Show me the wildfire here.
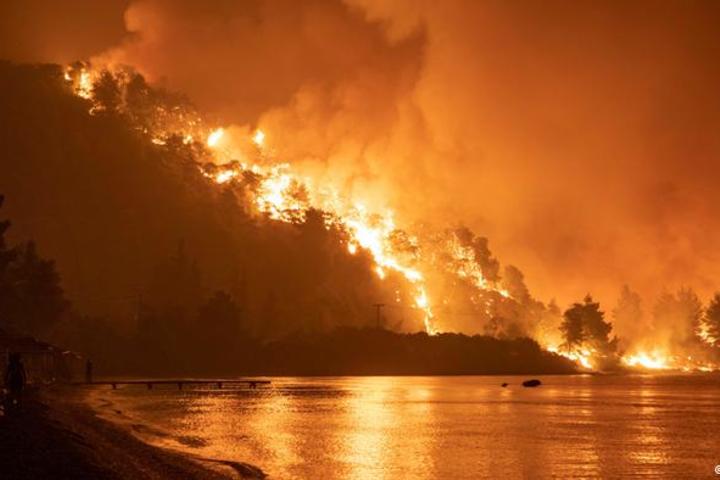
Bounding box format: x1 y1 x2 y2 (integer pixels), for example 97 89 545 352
63 64 720 370
255 166 307 221
698 323 718 346
622 351 668 370
63 66 94 100
197 153 437 331
207 128 224 148
447 234 511 300
253 129 265 147
543 343 720 373
546 345 595 370
621 350 719 372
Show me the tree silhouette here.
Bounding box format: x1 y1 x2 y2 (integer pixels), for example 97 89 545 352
502 265 531 304
146 240 204 313
10 241 67 334
92 70 122 113
612 285 644 341
653 287 703 345
560 301 585 351
454 227 500 283
0 195 67 335
613 285 642 323
703 293 720 347
195 290 245 367
561 295 617 358
198 290 244 341
0 195 19 329
677 287 703 342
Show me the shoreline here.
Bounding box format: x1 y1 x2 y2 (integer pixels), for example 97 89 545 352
0 386 265 479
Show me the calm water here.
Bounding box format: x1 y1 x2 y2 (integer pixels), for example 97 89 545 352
90 375 720 479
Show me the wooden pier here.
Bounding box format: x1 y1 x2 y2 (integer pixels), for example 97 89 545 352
72 379 271 390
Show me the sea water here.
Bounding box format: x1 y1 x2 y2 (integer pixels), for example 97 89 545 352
89 375 720 478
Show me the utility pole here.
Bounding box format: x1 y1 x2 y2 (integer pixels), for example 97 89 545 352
372 303 385 329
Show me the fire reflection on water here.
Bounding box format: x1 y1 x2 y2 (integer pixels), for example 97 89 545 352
91 375 720 479
626 384 670 469
342 378 436 479
343 379 394 478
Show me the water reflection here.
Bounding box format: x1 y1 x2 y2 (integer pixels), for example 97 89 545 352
95 375 720 479
627 381 670 470
249 387 298 473
343 377 394 478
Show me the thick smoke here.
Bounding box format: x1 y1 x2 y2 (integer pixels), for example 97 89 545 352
0 0 129 62
4 0 720 321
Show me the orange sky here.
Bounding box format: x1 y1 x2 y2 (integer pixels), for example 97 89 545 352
3 0 720 309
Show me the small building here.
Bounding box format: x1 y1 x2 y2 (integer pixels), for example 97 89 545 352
0 329 85 384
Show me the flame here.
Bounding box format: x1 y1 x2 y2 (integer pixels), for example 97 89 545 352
64 66 441 332
64 66 94 100
622 351 668 370
62 64 720 368
620 349 718 372
698 322 718 346
77 71 93 99
546 345 595 370
214 170 238 184
543 342 720 373
445 233 512 305
207 128 224 148
62 64 720 369
253 129 265 147
255 166 306 221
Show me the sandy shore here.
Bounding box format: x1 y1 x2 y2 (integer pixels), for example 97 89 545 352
0 387 265 479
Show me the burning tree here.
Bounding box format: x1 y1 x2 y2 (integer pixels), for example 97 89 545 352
652 288 703 349
702 293 720 348
560 295 618 368
611 285 647 348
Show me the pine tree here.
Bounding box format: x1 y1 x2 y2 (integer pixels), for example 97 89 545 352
561 295 616 356
0 195 68 335
703 293 720 347
612 285 643 332
560 301 585 351
653 287 703 345
11 241 68 334
0 195 19 331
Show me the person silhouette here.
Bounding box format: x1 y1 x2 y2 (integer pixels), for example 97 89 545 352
85 359 93 384
4 353 27 412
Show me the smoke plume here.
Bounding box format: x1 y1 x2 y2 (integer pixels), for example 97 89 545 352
4 0 720 315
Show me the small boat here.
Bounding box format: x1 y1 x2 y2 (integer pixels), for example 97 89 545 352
522 379 542 388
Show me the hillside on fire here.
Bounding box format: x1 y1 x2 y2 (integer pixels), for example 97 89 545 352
0 61 404 333
0 61 556 373
2 60 720 375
